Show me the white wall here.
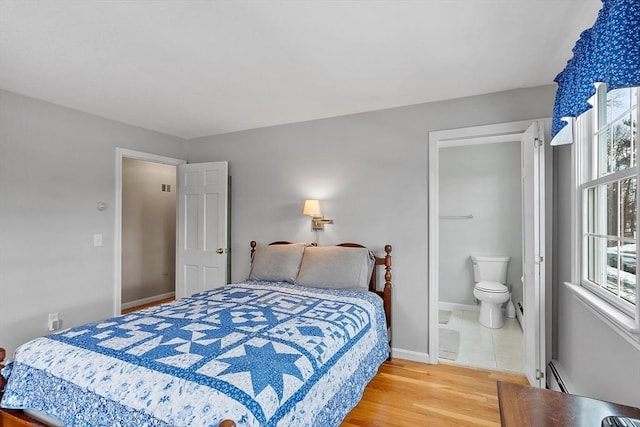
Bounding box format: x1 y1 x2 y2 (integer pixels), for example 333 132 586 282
439 142 523 307
554 144 640 407
0 90 186 356
187 85 556 357
122 158 176 304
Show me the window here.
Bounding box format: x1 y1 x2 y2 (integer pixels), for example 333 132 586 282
579 84 639 322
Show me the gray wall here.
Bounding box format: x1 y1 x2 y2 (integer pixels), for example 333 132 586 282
439 142 522 307
4 83 637 403
187 85 556 357
122 158 177 304
554 145 640 407
0 90 186 356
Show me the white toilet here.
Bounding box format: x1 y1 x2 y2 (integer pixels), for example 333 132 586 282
471 255 511 329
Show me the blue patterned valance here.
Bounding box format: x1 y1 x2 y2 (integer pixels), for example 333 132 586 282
552 0 640 144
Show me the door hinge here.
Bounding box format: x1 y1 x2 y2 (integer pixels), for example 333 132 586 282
536 255 544 263
536 369 545 380
534 137 543 148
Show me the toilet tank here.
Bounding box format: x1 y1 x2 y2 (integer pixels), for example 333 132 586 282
471 255 510 283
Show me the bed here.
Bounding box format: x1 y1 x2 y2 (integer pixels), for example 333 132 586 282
0 241 392 427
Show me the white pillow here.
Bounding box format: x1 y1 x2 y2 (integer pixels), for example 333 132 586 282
295 246 375 290
248 243 305 283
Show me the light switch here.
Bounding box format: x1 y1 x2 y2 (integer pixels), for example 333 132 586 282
93 234 103 247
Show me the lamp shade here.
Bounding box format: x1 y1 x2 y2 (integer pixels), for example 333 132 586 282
303 199 322 217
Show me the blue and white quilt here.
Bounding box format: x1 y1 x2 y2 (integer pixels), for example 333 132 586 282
1 281 389 426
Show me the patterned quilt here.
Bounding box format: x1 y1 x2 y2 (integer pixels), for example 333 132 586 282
1 281 389 426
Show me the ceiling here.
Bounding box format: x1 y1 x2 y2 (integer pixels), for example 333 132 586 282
0 0 602 139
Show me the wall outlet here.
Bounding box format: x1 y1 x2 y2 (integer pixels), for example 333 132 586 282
93 234 103 247
48 312 60 331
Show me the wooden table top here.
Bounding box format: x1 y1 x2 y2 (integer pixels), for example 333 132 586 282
497 381 640 427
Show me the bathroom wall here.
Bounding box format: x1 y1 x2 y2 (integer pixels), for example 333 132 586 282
121 158 177 305
439 141 523 307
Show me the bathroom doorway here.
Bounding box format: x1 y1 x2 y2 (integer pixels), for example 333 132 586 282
438 139 523 372
428 120 553 386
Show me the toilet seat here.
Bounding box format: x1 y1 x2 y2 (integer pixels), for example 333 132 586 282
475 281 508 293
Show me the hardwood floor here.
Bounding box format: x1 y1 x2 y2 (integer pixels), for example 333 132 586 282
121 296 174 314
341 359 529 427
0 348 526 427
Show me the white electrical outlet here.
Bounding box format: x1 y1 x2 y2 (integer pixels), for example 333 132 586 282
48 312 60 331
93 234 103 247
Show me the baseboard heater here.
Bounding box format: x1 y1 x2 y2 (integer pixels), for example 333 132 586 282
547 359 572 393
515 301 524 330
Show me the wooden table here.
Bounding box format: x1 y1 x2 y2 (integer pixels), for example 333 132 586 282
497 381 640 427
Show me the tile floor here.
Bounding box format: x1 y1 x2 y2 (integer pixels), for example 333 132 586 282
439 309 524 373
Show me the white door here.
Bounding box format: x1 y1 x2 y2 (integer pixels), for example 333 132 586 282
176 161 229 298
521 122 547 387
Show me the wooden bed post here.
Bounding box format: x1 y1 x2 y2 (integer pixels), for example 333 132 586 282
383 245 392 360
0 347 5 391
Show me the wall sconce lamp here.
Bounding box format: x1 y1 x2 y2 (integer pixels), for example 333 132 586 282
303 199 334 231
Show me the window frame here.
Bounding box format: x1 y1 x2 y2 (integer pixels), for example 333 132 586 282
571 83 640 340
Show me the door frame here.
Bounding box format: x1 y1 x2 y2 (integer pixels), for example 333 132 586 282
521 121 555 386
427 119 545 365
114 148 186 316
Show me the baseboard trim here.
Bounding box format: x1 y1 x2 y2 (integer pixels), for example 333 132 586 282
391 347 432 363
438 302 480 312
121 292 175 310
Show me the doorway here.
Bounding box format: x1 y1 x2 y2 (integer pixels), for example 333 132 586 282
438 139 523 372
428 120 552 386
121 158 178 312
114 148 186 315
